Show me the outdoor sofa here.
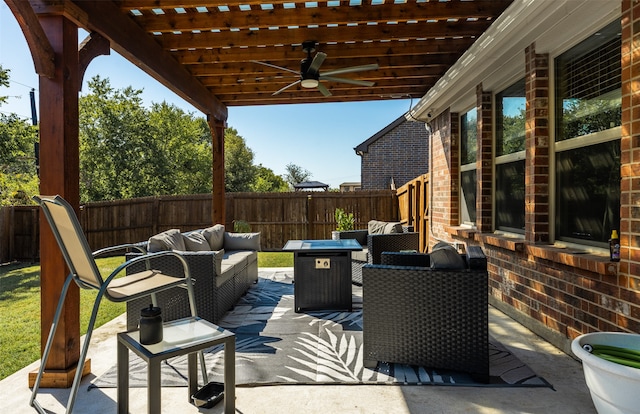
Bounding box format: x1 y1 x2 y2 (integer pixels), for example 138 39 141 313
361 243 489 382
335 219 419 285
124 226 260 329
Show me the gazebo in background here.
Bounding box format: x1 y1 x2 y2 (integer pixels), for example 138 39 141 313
294 181 329 192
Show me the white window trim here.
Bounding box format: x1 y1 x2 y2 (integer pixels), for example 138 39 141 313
548 20 622 251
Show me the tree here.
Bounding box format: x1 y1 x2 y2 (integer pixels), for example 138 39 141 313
284 163 312 188
79 76 165 202
0 114 39 205
0 65 9 106
148 101 212 195
224 127 256 192
0 66 39 205
79 76 215 202
251 164 289 192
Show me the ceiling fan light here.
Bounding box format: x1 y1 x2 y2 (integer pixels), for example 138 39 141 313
301 78 319 88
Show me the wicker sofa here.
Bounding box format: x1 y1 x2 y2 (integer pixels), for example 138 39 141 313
361 244 489 382
124 226 259 329
335 220 419 285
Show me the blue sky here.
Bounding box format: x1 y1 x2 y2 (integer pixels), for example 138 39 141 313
0 4 413 189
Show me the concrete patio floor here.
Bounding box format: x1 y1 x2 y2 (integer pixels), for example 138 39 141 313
2 268 597 414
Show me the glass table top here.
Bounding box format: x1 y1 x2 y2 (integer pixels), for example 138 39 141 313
282 239 362 252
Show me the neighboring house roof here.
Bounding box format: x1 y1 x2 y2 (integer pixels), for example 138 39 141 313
354 112 410 154
293 181 329 191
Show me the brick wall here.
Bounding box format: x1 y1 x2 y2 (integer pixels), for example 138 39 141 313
360 119 429 190
619 0 640 314
476 84 493 232
524 44 551 244
429 110 457 242
429 2 640 354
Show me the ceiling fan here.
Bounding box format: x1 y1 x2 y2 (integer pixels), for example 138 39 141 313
252 41 379 96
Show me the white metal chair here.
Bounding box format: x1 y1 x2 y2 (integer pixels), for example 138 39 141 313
30 195 205 413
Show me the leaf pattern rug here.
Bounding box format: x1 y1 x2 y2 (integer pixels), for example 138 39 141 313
91 269 552 389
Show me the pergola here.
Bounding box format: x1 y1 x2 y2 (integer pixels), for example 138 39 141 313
6 0 512 387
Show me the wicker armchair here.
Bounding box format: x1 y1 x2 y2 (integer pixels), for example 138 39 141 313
335 226 419 285
362 245 489 382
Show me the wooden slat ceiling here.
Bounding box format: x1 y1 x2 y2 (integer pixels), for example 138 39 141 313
76 0 514 110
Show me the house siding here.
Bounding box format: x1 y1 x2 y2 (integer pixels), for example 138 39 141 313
425 0 640 355
360 119 429 190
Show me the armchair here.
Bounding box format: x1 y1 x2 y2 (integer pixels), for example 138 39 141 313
361 245 489 382
335 221 419 285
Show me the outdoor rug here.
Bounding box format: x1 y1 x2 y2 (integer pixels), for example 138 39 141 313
91 270 552 389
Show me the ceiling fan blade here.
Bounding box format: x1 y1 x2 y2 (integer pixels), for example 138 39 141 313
273 80 301 95
251 60 299 75
317 83 332 97
320 76 375 87
322 63 379 77
308 52 327 74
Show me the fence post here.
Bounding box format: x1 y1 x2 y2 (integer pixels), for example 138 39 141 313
306 194 314 239
152 197 160 235
31 207 39 261
9 206 15 262
0 207 8 262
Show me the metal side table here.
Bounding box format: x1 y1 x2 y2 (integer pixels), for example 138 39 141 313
117 317 235 414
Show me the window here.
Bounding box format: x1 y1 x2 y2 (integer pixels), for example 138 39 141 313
460 107 477 225
554 20 621 247
495 79 526 232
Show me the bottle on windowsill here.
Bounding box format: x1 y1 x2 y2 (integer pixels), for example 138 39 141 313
609 230 620 262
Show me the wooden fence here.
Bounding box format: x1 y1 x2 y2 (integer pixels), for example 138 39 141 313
0 190 399 262
396 173 430 252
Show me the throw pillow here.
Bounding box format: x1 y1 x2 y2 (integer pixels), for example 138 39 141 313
182 231 211 251
368 220 403 235
383 222 403 234
429 242 467 270
224 232 261 251
147 229 185 252
202 224 225 250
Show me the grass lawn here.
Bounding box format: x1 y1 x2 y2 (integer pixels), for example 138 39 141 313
0 251 292 380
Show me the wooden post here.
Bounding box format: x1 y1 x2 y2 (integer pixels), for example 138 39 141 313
210 118 226 225
29 14 89 388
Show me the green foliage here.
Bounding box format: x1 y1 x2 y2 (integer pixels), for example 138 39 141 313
79 77 219 202
148 101 213 195
233 219 251 232
224 127 257 192
334 207 355 231
80 76 164 201
0 65 9 106
1 73 290 204
0 257 126 380
251 164 289 192
0 113 39 206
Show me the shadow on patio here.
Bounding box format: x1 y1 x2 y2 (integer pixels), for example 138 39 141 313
1 268 596 414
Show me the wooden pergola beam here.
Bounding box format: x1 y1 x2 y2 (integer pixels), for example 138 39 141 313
5 0 55 78
132 1 511 33
156 20 494 51
56 0 228 121
171 39 473 65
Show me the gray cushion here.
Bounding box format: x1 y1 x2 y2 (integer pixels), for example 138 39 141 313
182 232 210 251
430 243 467 270
368 220 403 235
224 232 261 251
147 229 185 252
351 249 368 263
202 224 225 250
